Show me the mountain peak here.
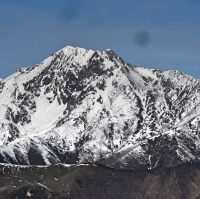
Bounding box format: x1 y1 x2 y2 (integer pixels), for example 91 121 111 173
0 46 200 171
56 45 94 56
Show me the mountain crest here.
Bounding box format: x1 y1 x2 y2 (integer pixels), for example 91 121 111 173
0 46 200 171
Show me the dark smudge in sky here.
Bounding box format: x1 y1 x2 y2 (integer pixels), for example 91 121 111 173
59 0 81 23
134 30 151 47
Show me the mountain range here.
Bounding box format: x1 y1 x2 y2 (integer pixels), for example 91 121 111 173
0 46 200 172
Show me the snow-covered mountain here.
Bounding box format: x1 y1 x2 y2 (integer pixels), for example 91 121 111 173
0 46 200 170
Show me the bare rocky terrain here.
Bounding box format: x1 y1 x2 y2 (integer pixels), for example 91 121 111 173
1 163 200 199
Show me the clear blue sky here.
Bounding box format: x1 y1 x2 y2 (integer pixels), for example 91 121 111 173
1 0 200 78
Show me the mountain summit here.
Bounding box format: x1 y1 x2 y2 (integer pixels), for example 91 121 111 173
0 46 200 170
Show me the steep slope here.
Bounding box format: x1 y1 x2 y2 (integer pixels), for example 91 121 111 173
0 46 200 170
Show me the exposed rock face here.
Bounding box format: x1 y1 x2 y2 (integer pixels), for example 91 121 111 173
0 46 200 171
